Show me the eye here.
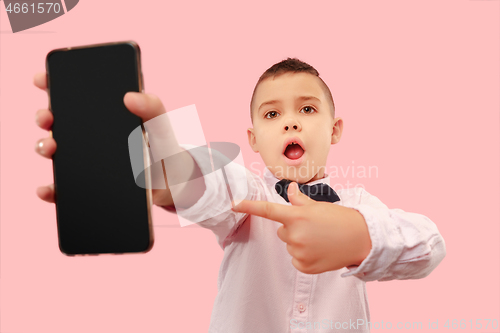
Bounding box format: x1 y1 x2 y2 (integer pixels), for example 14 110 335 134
264 111 279 119
300 106 317 114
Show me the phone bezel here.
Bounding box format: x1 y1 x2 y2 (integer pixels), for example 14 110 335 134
45 40 155 256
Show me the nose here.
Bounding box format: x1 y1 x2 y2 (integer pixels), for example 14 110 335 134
284 118 301 132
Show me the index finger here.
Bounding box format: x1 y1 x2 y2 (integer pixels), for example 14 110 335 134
33 72 47 91
231 199 297 225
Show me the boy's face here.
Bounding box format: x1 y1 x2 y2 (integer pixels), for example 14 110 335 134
248 72 343 184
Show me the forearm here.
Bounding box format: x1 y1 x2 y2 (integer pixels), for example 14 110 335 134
159 143 263 249
340 203 446 281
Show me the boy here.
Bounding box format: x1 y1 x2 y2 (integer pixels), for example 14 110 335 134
34 58 446 333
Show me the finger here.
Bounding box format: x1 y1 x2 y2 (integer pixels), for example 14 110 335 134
277 225 288 243
288 182 314 206
33 72 47 91
36 184 55 203
35 108 53 130
291 257 315 274
286 244 310 265
123 92 167 122
35 137 57 158
291 257 305 273
231 199 297 225
124 91 182 163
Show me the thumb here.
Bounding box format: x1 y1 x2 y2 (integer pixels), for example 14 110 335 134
125 92 184 191
287 182 313 206
124 92 181 158
124 92 167 122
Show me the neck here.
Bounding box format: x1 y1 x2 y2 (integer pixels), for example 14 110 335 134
273 167 326 184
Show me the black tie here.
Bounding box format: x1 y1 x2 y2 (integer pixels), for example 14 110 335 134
275 179 340 203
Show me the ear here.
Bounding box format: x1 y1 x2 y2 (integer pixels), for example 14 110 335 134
331 117 344 145
247 128 259 153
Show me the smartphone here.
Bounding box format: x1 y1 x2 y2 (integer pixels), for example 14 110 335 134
46 41 154 256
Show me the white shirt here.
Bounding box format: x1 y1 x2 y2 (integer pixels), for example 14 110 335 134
162 144 446 333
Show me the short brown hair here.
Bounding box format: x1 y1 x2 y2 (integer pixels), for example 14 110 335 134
250 57 335 123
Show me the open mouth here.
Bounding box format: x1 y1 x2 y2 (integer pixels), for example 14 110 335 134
283 138 305 160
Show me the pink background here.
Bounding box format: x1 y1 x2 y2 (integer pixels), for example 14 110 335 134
1 0 499 332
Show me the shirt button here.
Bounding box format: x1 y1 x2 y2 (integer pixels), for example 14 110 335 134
297 303 306 313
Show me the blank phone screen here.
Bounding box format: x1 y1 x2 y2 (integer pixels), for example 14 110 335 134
46 42 152 255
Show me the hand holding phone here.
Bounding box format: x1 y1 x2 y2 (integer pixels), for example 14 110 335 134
36 41 206 256
34 80 177 206
36 42 152 255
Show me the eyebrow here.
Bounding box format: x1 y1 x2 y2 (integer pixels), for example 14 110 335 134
258 96 321 113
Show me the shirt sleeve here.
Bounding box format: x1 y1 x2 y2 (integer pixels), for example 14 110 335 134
160 143 263 249
340 187 447 282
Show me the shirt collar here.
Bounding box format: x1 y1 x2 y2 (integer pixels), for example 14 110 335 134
263 166 331 188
